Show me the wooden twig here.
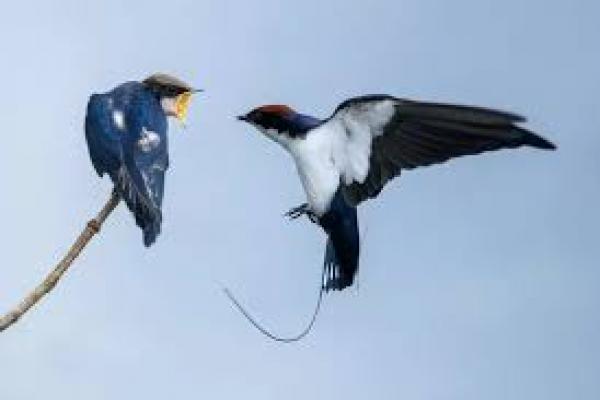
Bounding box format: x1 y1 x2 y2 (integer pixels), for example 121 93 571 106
0 190 121 332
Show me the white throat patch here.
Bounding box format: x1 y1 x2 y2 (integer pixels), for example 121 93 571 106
258 126 293 148
160 97 177 117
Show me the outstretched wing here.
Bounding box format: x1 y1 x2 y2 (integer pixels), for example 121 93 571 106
324 95 556 206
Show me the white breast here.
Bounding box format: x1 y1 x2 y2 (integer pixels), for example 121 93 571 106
284 124 346 216
259 114 380 216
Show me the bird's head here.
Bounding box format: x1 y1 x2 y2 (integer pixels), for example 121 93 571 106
237 105 316 145
143 73 201 123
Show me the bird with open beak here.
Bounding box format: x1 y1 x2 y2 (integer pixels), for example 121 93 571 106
85 73 200 246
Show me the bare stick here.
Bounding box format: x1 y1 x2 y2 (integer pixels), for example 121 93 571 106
0 190 121 332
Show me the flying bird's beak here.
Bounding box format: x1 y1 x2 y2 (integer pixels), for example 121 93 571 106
237 115 248 122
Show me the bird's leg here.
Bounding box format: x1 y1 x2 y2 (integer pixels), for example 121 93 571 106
284 203 309 219
284 203 318 223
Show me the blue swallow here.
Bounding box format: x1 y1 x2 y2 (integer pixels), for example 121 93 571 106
85 74 199 246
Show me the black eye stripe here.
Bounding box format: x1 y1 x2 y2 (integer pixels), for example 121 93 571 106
251 112 310 139
254 113 285 131
146 83 188 98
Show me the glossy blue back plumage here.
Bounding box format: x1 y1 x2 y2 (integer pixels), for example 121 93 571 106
85 81 169 246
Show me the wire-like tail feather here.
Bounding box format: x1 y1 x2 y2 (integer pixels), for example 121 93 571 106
223 267 326 343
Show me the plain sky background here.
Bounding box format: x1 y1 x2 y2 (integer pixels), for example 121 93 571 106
0 1 598 399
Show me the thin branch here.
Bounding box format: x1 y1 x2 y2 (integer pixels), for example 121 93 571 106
0 190 121 332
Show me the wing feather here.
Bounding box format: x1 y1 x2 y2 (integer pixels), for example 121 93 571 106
324 96 556 206
85 94 122 176
122 95 168 247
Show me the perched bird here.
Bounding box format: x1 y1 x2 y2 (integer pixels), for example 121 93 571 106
238 96 556 292
0 74 200 332
85 73 199 246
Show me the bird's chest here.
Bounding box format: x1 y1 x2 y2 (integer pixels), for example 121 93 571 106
288 134 341 216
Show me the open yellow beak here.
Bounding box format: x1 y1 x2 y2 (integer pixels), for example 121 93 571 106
174 91 194 123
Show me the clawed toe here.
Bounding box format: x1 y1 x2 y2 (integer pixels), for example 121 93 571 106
284 203 316 222
284 208 304 219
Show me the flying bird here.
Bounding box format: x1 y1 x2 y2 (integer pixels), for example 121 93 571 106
238 96 556 292
85 73 199 246
230 95 555 341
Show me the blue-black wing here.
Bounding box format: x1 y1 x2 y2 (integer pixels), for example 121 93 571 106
327 96 556 205
85 94 122 177
84 84 169 246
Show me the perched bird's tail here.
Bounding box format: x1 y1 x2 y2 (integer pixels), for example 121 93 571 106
113 168 162 247
320 192 360 292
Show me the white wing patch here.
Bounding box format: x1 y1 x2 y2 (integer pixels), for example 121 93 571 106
333 99 396 185
137 128 161 153
112 110 126 131
338 99 396 137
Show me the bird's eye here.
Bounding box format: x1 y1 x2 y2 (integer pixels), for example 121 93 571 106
251 111 264 122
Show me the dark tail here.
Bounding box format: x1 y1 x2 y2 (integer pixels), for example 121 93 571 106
319 192 360 292
112 167 162 247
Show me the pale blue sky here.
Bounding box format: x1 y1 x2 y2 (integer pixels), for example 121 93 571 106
0 1 598 399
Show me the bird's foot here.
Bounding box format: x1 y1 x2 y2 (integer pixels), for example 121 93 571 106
284 203 308 219
284 203 318 223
